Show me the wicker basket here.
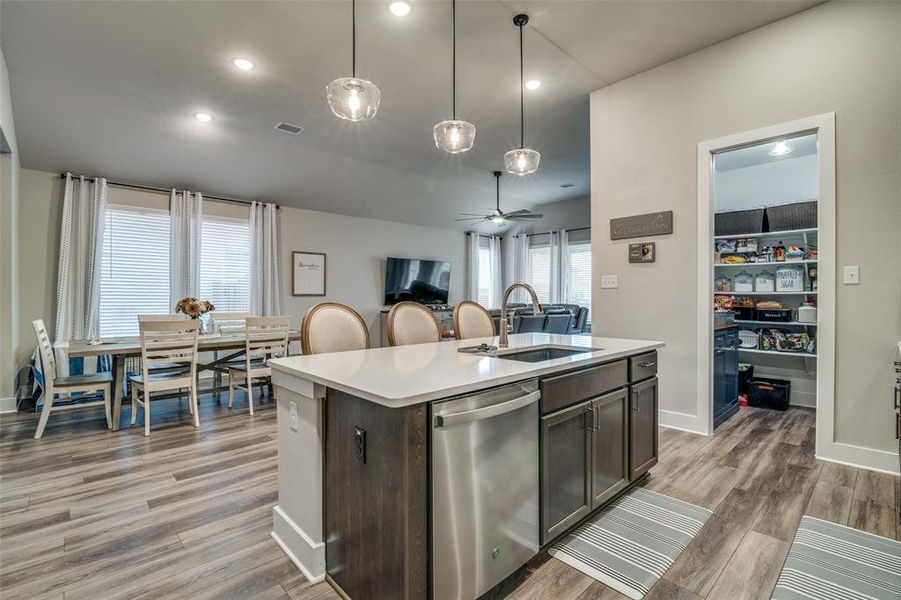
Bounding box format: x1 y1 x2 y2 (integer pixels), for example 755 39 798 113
714 208 767 236
764 201 817 231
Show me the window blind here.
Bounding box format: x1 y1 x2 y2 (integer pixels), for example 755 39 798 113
200 215 251 313
528 245 551 303
566 241 592 314
478 246 492 306
100 205 171 337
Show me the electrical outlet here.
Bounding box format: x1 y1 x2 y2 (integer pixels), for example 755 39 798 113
843 266 860 285
289 400 298 431
353 427 366 464
601 275 618 289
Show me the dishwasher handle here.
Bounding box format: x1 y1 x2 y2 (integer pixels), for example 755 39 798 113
434 390 540 428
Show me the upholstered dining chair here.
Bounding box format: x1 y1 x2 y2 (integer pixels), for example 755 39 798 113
301 303 370 355
453 301 496 340
129 319 200 436
31 319 112 439
227 316 290 415
387 301 442 347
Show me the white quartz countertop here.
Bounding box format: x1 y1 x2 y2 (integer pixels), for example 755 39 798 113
269 333 664 408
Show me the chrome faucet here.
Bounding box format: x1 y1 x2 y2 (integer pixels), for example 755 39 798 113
498 283 543 347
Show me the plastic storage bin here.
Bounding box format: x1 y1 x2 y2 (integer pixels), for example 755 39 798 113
747 378 791 411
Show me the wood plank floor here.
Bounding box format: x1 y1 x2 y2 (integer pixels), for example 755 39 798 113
1 397 897 599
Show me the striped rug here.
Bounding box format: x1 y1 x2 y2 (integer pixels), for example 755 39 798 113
772 516 901 600
548 487 711 599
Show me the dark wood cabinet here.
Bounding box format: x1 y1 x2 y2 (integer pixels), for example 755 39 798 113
590 388 629 507
540 399 592 544
629 376 658 480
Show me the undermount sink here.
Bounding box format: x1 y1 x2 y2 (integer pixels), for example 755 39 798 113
494 345 595 363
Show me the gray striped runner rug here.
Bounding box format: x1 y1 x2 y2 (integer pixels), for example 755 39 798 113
772 516 901 600
548 487 712 599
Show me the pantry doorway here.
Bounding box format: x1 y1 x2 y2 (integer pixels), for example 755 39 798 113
696 113 836 461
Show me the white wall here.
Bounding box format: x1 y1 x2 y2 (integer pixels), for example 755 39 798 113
590 2 901 469
715 154 818 212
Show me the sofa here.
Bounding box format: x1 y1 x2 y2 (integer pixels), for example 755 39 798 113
487 303 590 336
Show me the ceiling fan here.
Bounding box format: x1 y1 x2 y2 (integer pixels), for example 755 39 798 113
456 171 543 227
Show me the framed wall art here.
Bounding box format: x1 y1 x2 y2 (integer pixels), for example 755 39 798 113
292 251 327 296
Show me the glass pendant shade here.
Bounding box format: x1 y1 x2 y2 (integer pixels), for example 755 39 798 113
326 77 380 121
504 147 540 176
433 119 476 154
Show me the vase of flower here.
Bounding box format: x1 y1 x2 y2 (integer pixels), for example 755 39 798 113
174 297 216 334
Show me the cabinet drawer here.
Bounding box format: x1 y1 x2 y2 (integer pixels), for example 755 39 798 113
629 351 658 382
540 360 627 415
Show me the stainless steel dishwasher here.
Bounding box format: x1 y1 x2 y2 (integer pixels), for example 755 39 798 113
431 379 540 600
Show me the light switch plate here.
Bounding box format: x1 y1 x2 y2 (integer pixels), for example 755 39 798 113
289 400 298 431
843 266 860 285
601 275 618 289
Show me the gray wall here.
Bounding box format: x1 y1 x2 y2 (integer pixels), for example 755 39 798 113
590 2 901 458
0 40 20 407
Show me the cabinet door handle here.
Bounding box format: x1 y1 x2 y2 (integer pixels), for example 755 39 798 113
584 404 593 431
593 405 600 431
639 361 656 368
631 397 639 413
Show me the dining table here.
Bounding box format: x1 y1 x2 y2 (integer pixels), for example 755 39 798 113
67 330 302 431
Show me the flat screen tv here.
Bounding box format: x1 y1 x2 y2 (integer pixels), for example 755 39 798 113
384 257 451 306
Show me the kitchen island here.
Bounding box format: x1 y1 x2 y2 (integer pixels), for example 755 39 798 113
268 333 664 600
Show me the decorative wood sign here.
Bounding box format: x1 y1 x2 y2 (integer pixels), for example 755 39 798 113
292 251 326 296
629 242 656 263
610 210 673 240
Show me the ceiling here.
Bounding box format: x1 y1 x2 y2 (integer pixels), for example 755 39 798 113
1 0 820 231
714 133 818 171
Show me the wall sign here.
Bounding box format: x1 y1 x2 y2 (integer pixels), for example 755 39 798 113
629 242 656 263
292 251 327 296
610 210 673 240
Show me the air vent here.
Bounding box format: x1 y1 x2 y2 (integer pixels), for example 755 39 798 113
559 183 574 188
275 122 304 134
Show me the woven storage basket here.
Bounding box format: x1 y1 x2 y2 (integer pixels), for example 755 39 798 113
765 201 817 231
714 208 767 236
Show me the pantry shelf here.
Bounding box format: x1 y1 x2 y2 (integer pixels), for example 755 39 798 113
735 320 817 327
715 260 817 268
738 348 817 358
714 291 817 296
714 228 817 241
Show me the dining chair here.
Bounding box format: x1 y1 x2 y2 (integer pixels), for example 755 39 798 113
31 319 112 439
301 303 370 355
227 316 290 414
453 301 496 340
209 311 250 399
387 301 441 346
129 319 200 436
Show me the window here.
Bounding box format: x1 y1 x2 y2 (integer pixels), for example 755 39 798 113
477 246 492 307
566 241 592 316
100 205 170 337
200 215 251 312
527 245 551 303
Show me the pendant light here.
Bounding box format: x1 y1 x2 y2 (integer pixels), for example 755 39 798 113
504 14 540 176
433 0 476 153
327 0 380 121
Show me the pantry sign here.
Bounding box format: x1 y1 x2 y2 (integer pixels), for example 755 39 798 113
610 210 674 240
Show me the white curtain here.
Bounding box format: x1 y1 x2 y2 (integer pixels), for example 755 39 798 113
466 233 480 302
549 229 569 304
249 201 282 316
169 189 203 307
509 233 530 303
55 174 108 341
488 235 503 308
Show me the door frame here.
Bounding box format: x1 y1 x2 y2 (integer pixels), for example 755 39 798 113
695 113 836 460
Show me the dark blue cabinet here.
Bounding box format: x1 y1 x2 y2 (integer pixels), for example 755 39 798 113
713 328 739 428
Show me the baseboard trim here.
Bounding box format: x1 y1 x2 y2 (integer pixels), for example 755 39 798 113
271 505 326 584
817 442 900 476
658 409 708 436
0 396 17 414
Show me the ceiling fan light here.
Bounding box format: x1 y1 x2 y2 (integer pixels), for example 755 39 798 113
433 119 476 154
326 77 380 121
505 147 540 176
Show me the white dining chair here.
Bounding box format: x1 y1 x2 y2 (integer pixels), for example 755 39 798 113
31 319 112 439
226 316 290 415
387 301 442 346
209 311 250 399
301 303 370 355
129 319 200 436
453 301 496 340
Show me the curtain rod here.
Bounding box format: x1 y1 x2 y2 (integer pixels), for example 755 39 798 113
59 172 279 209
511 226 591 237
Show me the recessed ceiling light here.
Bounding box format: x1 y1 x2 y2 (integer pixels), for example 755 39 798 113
231 57 255 71
388 1 412 17
194 112 213 123
525 79 542 90
769 140 793 156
